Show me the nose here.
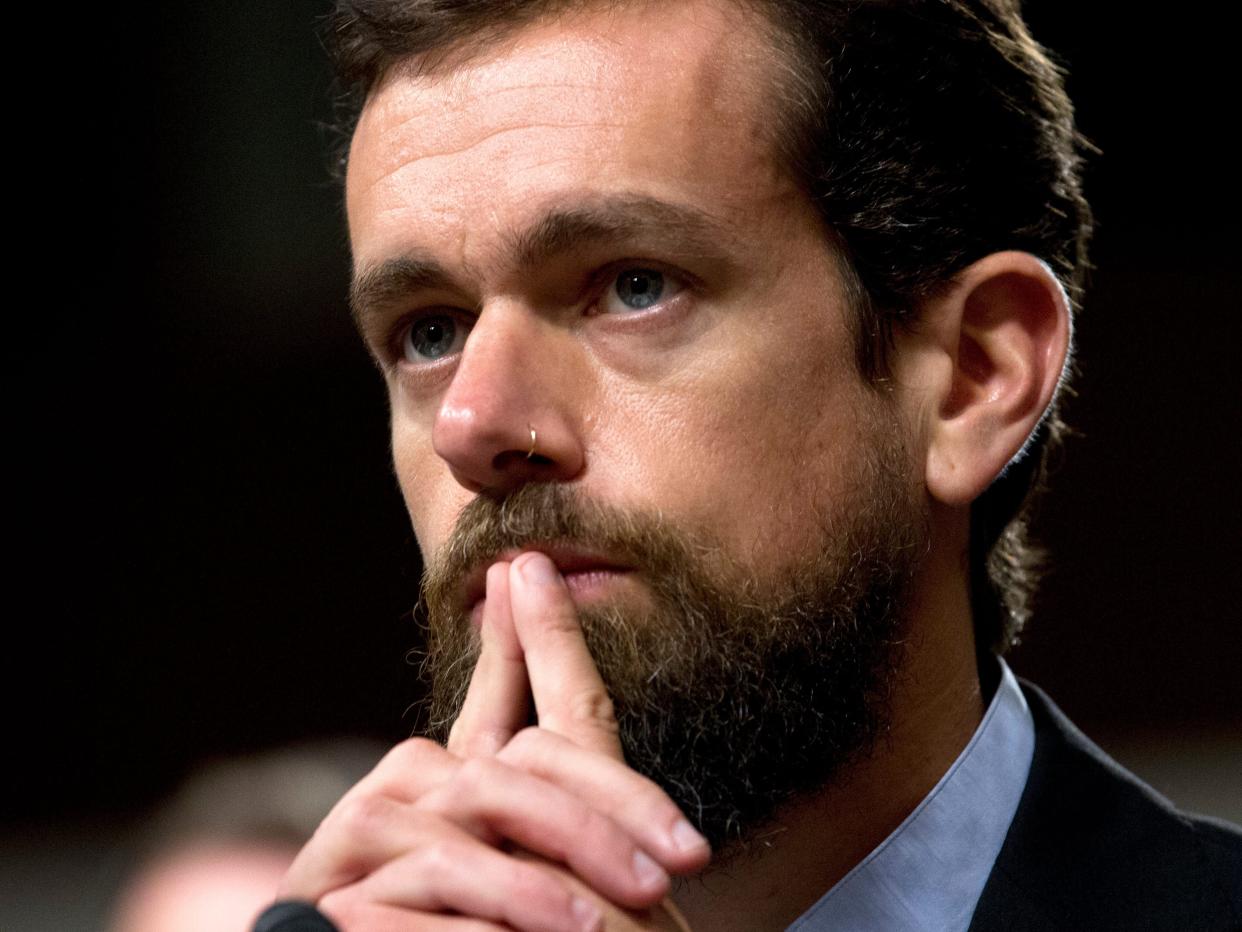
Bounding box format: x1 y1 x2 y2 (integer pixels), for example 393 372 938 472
432 305 586 495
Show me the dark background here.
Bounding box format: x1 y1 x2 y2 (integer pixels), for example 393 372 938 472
6 0 1239 908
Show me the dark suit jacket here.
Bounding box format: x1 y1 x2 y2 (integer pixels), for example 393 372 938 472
969 681 1242 931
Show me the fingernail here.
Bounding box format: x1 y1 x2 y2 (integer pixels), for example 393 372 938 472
671 818 708 853
631 849 666 890
519 552 560 586
571 895 602 932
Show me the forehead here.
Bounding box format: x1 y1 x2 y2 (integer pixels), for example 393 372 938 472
345 0 796 270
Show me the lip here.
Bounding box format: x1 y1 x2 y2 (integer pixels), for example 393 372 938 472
460 544 634 615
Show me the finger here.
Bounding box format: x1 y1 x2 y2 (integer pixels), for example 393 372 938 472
347 737 462 804
282 799 570 921
498 728 710 874
448 561 531 758
418 755 671 909
508 552 625 760
320 895 511 932
281 742 464 900
282 796 465 902
513 852 695 932
320 831 605 932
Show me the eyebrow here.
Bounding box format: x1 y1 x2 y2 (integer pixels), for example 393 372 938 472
349 251 456 335
507 194 731 271
349 193 736 333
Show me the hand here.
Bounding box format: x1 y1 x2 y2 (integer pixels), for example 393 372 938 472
511 850 695 932
278 552 710 930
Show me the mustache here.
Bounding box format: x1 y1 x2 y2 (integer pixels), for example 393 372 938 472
419 483 704 622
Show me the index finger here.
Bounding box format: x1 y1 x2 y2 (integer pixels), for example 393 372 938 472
508 552 625 760
447 561 532 758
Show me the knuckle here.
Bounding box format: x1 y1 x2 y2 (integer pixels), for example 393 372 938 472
568 687 619 733
383 736 442 771
455 754 502 791
413 835 466 883
366 736 449 798
416 757 503 819
333 792 392 839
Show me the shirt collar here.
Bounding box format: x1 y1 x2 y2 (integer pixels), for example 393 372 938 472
787 657 1035 932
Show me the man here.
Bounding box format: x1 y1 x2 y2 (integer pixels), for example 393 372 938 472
270 1 1241 929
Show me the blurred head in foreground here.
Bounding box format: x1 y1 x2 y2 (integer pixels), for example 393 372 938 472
110 740 383 932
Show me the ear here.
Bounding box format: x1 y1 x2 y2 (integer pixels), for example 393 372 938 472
902 251 1072 507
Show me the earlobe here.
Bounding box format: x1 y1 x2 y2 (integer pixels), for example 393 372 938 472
922 251 1072 506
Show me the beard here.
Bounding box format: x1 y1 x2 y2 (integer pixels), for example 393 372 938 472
417 418 926 860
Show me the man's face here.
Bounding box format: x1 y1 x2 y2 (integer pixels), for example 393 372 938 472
348 0 907 595
346 0 928 848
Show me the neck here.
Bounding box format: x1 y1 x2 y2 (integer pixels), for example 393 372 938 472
672 510 985 931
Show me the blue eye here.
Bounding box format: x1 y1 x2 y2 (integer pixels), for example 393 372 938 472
601 268 683 315
615 269 664 308
403 314 463 362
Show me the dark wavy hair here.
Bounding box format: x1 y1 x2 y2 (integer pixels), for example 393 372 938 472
324 0 1094 654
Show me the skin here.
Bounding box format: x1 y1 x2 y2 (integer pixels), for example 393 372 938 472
281 0 1071 928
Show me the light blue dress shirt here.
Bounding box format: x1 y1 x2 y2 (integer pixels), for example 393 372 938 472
787 659 1035 931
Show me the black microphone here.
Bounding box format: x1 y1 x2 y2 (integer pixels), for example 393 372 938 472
253 900 340 932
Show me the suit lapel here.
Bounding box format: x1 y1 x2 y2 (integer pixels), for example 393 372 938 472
969 680 1228 931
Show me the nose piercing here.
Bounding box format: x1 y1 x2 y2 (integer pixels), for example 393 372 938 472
527 424 538 460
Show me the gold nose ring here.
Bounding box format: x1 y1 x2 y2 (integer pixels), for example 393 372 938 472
527 424 538 460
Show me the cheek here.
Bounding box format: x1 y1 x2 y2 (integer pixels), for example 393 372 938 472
391 415 463 556
589 342 865 560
